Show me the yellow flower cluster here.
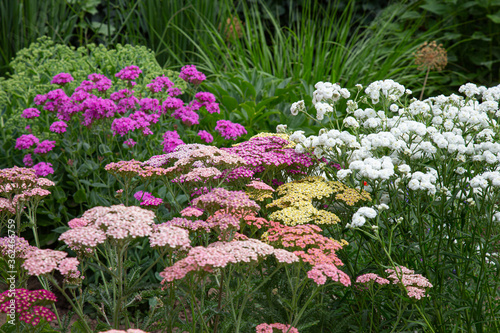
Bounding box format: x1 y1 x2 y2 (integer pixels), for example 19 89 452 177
266 176 371 226
267 177 340 226
246 188 274 202
330 182 371 206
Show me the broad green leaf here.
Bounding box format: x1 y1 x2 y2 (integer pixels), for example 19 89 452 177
221 95 239 111
73 188 87 204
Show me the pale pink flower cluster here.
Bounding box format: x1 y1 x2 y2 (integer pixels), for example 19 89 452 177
149 224 191 249
22 249 80 279
0 236 37 259
12 188 51 202
191 187 260 215
246 180 275 191
59 226 106 253
205 209 241 231
180 206 204 217
0 198 16 215
356 273 390 285
256 323 299 333
160 239 298 284
307 263 351 286
162 217 211 232
385 266 433 300
172 167 222 184
67 218 88 228
81 205 156 239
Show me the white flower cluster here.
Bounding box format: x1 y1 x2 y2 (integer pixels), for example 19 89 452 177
349 156 394 180
364 79 406 104
312 82 350 121
469 171 500 193
349 207 378 228
408 169 438 195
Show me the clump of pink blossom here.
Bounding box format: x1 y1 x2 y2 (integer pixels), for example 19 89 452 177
198 130 214 143
256 323 299 333
32 162 54 177
356 273 390 285
23 154 33 167
49 121 68 133
162 130 185 153
385 266 433 300
51 72 74 85
133 191 163 207
115 65 142 82
15 134 39 150
22 249 81 281
149 224 191 249
21 108 40 119
179 65 206 85
33 140 55 154
215 119 247 140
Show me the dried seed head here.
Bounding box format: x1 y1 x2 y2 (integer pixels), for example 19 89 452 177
414 41 447 71
219 15 244 42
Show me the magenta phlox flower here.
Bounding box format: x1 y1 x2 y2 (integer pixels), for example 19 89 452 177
256 323 299 333
179 65 206 85
162 97 184 113
43 89 69 113
33 140 56 154
198 130 214 143
133 191 163 206
172 106 199 126
195 92 216 103
15 134 39 150
51 72 74 85
111 117 137 136
88 73 113 92
162 130 184 153
115 65 142 81
21 108 40 119
81 96 118 127
49 121 68 134
124 138 137 147
167 87 182 97
130 111 159 133
215 120 247 140
139 98 161 113
23 154 34 167
32 162 54 177
0 289 57 326
34 94 48 105
147 75 174 93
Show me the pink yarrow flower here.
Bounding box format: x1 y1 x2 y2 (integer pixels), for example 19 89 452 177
256 323 299 333
356 273 390 285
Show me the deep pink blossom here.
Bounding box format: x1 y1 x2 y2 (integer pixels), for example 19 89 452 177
23 154 34 167
21 108 40 119
124 138 137 147
162 131 184 153
115 66 142 81
32 162 54 177
179 65 206 85
51 73 74 85
198 130 214 143
34 140 56 154
215 120 247 140
15 134 39 150
49 121 68 133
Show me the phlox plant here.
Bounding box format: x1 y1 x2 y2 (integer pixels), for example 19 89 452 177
283 79 500 331
7 63 249 241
